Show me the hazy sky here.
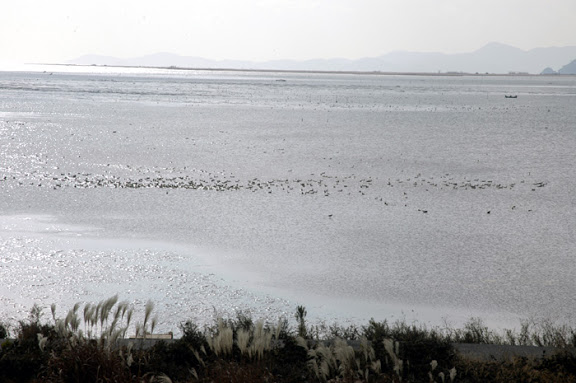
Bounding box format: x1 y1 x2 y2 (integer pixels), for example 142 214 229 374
2 0 576 63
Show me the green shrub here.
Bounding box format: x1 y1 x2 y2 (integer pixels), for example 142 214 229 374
0 305 56 382
268 335 310 382
455 353 576 383
180 320 207 350
362 318 455 381
43 340 138 383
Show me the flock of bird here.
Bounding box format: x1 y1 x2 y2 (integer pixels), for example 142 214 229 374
2 163 547 215
2 119 547 215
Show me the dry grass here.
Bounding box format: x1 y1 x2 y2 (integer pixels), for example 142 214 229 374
1 298 576 382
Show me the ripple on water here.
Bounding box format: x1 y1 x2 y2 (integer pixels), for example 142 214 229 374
0 215 294 334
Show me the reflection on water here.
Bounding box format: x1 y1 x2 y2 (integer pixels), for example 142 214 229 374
1 68 575 331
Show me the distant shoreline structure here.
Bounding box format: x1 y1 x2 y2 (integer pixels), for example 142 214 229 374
31 62 563 77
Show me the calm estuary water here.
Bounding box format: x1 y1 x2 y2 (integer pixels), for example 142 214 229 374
1 66 575 333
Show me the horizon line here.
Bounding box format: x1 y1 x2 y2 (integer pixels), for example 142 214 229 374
33 62 561 77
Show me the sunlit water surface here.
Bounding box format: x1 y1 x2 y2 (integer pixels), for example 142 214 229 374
1 66 575 333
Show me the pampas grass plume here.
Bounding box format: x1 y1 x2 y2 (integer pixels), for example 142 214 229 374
236 328 250 355
37 333 48 352
50 303 56 322
144 300 154 328
449 367 457 382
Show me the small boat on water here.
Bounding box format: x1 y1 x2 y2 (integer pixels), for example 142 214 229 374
504 95 518 98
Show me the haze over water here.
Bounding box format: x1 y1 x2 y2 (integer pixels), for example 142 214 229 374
1 67 575 332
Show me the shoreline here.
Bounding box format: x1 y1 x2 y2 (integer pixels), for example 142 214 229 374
0 214 539 334
25 62 562 77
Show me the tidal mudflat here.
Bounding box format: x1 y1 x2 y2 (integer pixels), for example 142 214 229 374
1 68 575 332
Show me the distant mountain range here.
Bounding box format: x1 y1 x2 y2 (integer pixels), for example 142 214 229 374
70 43 576 74
558 59 576 74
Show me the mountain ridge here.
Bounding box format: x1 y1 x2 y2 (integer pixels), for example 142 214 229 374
69 43 576 74
558 59 576 74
